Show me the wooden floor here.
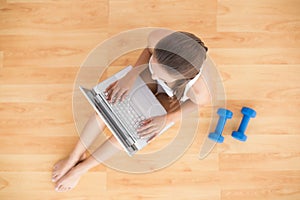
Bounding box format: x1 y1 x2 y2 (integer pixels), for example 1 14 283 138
0 0 300 199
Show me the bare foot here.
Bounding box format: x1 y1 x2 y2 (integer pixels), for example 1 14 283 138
55 162 87 192
52 152 87 183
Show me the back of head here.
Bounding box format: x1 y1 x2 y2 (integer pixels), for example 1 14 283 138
153 31 208 100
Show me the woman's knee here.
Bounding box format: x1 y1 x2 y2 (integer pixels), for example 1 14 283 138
109 135 123 151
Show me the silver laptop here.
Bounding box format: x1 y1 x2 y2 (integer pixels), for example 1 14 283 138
79 66 174 156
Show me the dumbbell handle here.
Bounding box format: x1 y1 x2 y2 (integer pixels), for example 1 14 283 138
215 116 227 135
237 115 250 133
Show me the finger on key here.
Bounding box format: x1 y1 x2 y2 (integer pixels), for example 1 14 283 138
119 90 128 102
105 81 117 93
110 88 120 104
105 83 117 100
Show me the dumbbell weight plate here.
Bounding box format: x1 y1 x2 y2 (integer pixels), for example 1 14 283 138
217 108 233 119
241 107 256 118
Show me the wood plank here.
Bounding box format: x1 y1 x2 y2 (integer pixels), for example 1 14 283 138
106 188 220 200
0 34 107 68
0 118 76 136
0 67 78 84
0 51 3 68
209 48 300 65
217 15 300 32
0 85 73 103
1 0 108 34
217 135 300 154
0 172 107 198
202 32 300 48
219 65 300 100
219 153 300 171
218 171 300 190
106 169 221 190
0 135 79 154
0 102 74 120
7 0 82 3
168 152 219 172
0 154 106 172
221 187 300 200
217 0 300 32
108 0 217 35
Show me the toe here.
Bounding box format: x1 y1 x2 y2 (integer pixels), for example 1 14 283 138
52 174 60 182
53 172 65 182
52 170 59 178
63 187 69 192
55 178 64 190
52 174 57 182
52 172 58 177
56 184 63 192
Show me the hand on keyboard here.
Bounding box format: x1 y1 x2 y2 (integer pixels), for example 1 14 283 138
104 70 137 104
137 114 168 143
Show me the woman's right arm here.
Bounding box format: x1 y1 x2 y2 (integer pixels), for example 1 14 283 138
104 47 152 103
126 47 152 78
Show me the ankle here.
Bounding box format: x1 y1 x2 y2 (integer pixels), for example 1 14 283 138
73 162 89 174
69 152 82 161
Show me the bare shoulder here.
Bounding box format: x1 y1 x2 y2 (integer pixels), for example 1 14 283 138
186 75 211 105
147 30 174 53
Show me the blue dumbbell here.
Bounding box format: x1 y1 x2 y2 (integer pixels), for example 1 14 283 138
231 107 256 142
208 108 233 143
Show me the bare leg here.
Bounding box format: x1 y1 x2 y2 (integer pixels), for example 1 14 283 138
55 135 123 192
52 113 106 182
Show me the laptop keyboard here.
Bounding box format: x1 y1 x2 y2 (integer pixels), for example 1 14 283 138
102 92 146 140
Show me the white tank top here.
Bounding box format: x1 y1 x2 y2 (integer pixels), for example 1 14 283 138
148 55 202 102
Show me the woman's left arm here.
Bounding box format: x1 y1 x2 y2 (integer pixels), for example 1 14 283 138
168 76 212 123
137 82 211 142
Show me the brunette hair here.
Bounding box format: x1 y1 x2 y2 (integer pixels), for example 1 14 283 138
153 31 208 101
